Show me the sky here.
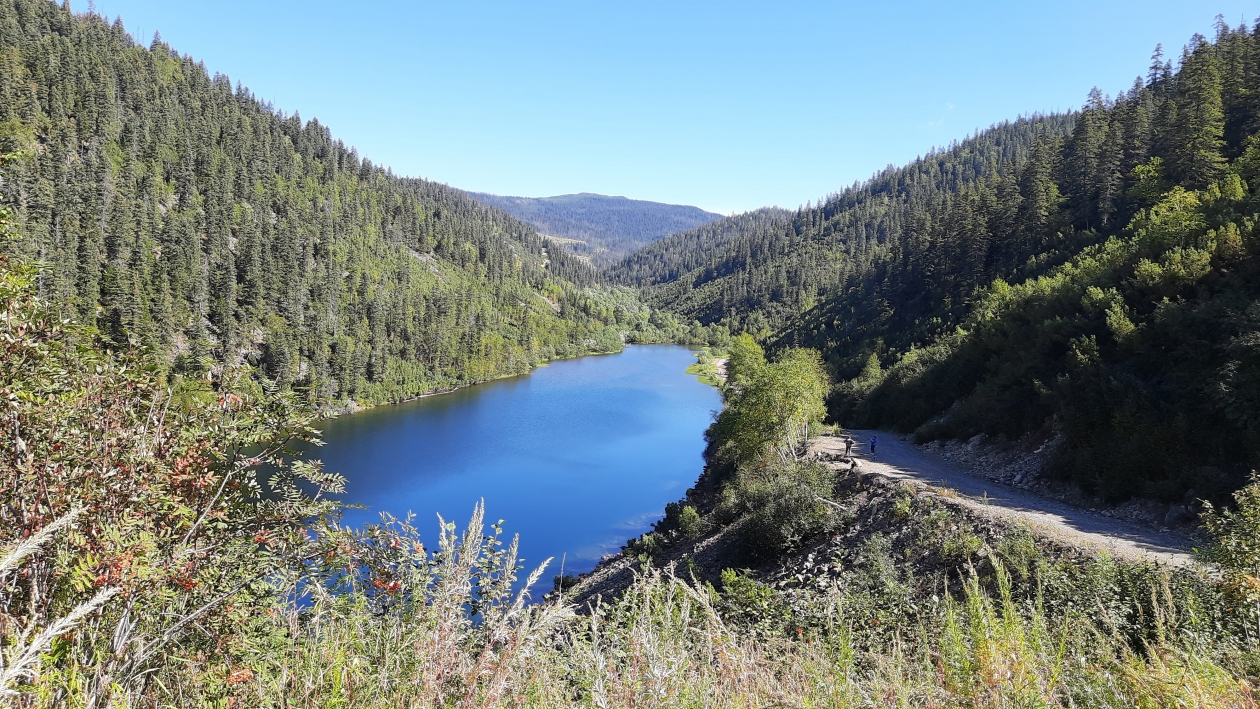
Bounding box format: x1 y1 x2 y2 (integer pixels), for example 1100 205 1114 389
91 0 1257 214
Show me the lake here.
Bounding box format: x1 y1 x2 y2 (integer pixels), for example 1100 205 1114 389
312 344 721 582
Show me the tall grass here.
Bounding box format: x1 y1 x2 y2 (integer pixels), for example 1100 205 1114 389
5 504 1256 707
191 511 1255 709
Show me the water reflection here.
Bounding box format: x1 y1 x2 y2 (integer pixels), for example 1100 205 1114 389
311 345 720 576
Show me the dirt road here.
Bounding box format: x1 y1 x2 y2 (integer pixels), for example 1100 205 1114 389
812 430 1196 567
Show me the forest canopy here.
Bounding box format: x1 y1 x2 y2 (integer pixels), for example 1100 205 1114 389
0 0 695 409
631 22 1260 503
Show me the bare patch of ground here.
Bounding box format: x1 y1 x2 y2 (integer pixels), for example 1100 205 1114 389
819 431 1195 566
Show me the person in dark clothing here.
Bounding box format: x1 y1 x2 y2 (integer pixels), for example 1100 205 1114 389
844 436 855 457
870 436 877 454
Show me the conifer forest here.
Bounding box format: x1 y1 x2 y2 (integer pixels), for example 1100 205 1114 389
6 1 1260 707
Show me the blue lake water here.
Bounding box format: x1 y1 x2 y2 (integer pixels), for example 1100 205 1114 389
311 345 721 579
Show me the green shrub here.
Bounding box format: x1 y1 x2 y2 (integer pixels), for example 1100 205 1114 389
891 490 915 520
715 568 791 635
678 505 703 539
553 574 580 593
626 532 663 563
1202 472 1260 620
994 527 1041 581
939 526 985 565
722 461 839 562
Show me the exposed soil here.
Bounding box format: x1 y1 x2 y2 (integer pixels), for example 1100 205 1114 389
913 431 1204 533
831 431 1195 566
564 430 1201 611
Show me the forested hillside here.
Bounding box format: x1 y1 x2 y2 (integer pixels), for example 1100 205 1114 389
817 26 1260 503
0 0 671 409
618 22 1260 503
608 207 793 287
611 116 1076 337
467 191 722 265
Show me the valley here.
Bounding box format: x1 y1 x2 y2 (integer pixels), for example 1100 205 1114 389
3 2 1260 706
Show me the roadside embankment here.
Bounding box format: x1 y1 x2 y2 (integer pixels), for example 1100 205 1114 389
820 432 1195 567
563 432 1201 612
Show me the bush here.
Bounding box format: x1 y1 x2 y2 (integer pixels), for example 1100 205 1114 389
1202 472 1260 622
720 462 839 562
678 505 704 539
553 574 580 593
0 241 345 705
626 532 664 563
714 568 792 636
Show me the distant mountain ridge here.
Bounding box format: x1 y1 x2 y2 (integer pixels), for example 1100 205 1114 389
466 192 723 265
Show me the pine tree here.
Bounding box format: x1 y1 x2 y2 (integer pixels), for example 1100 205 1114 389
1169 36 1226 187
1062 88 1110 229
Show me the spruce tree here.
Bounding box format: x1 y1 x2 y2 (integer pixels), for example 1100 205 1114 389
1169 36 1226 187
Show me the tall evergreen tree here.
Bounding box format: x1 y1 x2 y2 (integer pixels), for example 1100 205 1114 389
1169 35 1227 187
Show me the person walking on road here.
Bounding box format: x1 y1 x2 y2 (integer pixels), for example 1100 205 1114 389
870 436 878 455
844 436 855 457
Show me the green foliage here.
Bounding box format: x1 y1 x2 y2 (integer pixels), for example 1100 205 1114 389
1129 156 1170 205
626 532 664 564
938 526 985 565
715 568 792 635
0 0 670 410
709 347 829 465
0 231 345 704
840 162 1260 500
677 504 703 539
724 332 766 390
684 348 725 386
553 573 581 593
1169 35 1227 188
717 461 838 562
1202 472 1260 607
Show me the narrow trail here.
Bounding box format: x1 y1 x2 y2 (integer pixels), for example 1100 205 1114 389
811 430 1197 567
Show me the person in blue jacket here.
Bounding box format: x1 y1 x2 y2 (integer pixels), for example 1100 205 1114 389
870 436 878 455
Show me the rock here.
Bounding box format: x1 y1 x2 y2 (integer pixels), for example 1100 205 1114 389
1164 505 1195 526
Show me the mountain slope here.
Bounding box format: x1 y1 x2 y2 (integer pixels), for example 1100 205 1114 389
612 26 1258 503
612 116 1076 336
609 207 794 287
467 191 723 265
0 0 666 407
793 27 1260 503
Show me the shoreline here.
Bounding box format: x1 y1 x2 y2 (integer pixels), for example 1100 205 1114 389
317 341 693 421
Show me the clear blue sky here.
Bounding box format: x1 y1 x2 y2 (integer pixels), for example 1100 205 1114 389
92 0 1254 214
